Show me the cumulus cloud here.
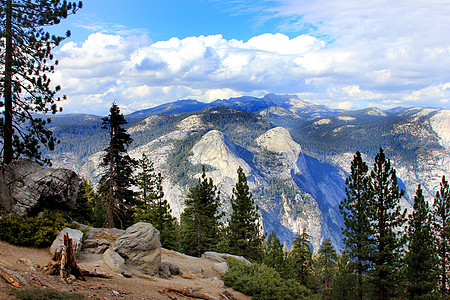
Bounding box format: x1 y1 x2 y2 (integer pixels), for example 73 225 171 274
54 0 450 116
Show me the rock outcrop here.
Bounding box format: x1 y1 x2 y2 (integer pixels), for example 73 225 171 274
0 158 79 217
113 222 161 275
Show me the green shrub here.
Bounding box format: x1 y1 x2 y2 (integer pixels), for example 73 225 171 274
223 258 312 300
0 211 67 247
13 287 85 300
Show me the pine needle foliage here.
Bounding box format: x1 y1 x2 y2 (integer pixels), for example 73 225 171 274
433 175 450 298
367 148 407 300
289 228 313 286
339 151 372 300
225 166 263 261
0 0 82 165
99 103 136 229
180 167 222 257
134 153 178 250
405 184 439 299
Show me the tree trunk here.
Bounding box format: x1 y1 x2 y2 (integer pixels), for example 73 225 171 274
3 0 14 164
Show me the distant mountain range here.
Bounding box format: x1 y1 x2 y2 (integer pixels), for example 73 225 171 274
46 94 450 251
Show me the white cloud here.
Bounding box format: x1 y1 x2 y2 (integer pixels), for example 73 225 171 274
53 2 450 117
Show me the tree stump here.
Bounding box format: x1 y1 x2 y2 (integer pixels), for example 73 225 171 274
43 233 85 282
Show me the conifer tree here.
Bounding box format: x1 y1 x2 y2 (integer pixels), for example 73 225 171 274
434 175 450 298
367 148 406 300
99 103 136 229
263 232 287 277
1 0 82 165
331 255 358 300
339 151 372 300
289 228 313 286
316 238 338 300
226 166 262 261
405 184 438 298
134 154 177 250
180 167 222 257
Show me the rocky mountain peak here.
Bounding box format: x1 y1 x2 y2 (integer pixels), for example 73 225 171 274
430 110 450 151
256 127 307 178
189 130 253 196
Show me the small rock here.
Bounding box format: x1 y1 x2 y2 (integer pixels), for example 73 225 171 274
212 262 228 275
160 262 171 277
94 244 109 254
98 239 112 247
169 263 180 275
82 239 98 249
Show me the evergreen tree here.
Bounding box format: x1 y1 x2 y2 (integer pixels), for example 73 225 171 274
134 154 177 250
316 238 338 300
289 228 313 286
405 184 438 299
70 177 95 224
331 255 358 300
367 148 407 300
180 167 222 257
99 103 136 229
434 175 450 298
263 232 288 277
339 151 372 300
0 0 82 165
226 166 262 261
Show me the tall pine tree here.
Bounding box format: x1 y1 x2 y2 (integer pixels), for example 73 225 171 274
226 166 262 261
405 184 438 298
316 238 338 300
1 0 82 165
134 154 177 250
99 103 136 229
339 151 372 300
263 232 287 277
180 167 222 257
367 148 406 300
434 175 450 298
289 228 313 286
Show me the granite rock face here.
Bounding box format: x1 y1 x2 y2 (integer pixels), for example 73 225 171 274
0 159 79 217
113 222 161 275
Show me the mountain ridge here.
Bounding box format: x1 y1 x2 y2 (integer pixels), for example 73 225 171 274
46 94 450 251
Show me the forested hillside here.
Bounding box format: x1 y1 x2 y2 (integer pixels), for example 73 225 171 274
46 94 450 252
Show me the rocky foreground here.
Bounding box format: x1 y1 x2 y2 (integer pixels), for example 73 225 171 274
0 225 249 300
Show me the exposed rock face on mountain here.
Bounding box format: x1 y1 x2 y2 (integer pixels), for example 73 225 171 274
0 158 79 217
45 94 450 251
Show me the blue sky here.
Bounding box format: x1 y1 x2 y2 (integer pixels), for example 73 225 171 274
50 0 450 115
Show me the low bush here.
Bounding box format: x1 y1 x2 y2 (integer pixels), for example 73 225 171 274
223 258 313 300
0 211 67 247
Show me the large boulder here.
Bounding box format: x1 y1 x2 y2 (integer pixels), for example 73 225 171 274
0 158 79 217
113 222 161 275
103 248 132 278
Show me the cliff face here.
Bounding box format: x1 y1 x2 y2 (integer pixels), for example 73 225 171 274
47 94 450 251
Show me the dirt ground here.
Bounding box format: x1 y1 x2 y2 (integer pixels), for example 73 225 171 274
0 240 250 300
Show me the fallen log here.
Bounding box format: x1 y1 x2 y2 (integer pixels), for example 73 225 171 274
80 269 112 279
164 287 218 300
0 264 21 288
